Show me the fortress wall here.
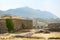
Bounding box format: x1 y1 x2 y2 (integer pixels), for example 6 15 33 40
13 19 33 31
0 19 33 33
0 19 8 33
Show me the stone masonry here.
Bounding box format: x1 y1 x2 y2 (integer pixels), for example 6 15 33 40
0 19 8 33
0 19 33 33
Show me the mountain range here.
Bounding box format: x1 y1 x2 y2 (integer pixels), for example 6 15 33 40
5 7 58 19
0 7 60 23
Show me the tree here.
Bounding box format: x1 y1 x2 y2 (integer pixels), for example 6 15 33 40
6 18 14 33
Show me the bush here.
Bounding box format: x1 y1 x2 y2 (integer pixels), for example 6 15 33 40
6 18 14 33
22 23 26 29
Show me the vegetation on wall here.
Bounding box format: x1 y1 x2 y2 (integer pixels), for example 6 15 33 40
6 18 14 33
22 23 26 29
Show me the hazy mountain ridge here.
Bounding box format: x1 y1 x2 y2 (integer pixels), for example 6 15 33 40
6 7 58 18
0 10 6 16
0 7 60 23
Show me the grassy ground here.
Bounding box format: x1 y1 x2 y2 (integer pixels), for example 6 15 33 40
0 31 60 40
0 38 45 40
22 38 45 40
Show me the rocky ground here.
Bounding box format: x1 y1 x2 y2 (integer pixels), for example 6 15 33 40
0 29 60 40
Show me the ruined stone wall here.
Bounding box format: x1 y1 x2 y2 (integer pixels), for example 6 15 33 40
0 19 33 33
13 19 33 31
0 19 8 33
48 23 60 32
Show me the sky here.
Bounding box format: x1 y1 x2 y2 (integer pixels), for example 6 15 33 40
0 0 60 17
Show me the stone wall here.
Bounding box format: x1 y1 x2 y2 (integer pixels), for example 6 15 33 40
48 23 60 32
13 19 33 31
0 19 33 33
0 19 8 33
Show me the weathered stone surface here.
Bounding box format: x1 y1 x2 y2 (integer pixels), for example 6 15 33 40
0 19 33 33
48 23 60 32
13 19 33 31
0 19 8 33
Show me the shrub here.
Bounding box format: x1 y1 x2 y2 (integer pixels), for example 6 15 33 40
22 23 26 29
6 18 14 33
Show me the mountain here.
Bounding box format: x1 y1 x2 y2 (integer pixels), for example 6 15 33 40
0 10 15 16
0 10 11 16
0 7 60 23
6 7 58 19
0 10 6 16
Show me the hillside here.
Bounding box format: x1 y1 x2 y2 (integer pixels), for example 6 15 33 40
6 7 58 19
0 7 60 23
